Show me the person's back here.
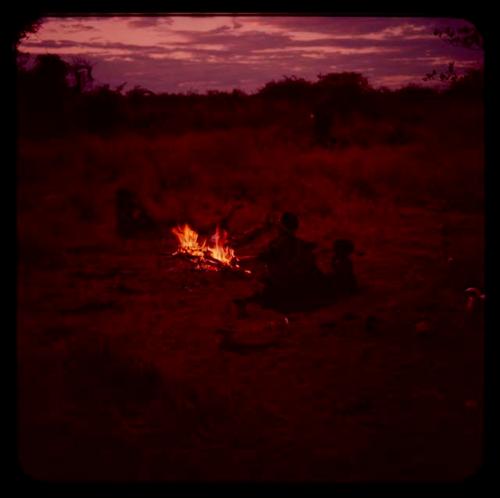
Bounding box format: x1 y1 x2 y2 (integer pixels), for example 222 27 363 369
234 212 331 315
260 232 300 287
259 213 322 293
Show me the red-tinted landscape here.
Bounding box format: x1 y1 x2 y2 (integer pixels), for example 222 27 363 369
17 16 484 482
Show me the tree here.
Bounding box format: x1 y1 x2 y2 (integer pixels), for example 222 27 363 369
126 85 155 100
258 76 312 99
433 25 483 51
68 57 95 93
313 72 372 119
32 54 70 95
12 12 43 49
315 72 370 92
423 62 458 83
424 24 484 87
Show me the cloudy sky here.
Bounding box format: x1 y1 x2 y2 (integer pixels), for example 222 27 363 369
19 16 483 93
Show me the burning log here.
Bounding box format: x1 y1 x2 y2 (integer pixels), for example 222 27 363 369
170 223 251 275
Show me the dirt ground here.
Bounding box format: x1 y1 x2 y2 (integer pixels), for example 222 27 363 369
17 114 484 481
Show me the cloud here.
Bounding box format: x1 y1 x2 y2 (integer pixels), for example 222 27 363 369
375 74 418 88
19 16 483 93
127 17 173 28
208 25 232 34
253 46 399 56
65 23 97 32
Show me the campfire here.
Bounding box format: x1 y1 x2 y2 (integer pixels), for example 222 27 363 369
171 223 250 273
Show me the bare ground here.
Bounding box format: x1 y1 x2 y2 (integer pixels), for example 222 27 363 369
17 124 484 481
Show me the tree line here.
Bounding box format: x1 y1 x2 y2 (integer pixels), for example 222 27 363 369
16 51 483 139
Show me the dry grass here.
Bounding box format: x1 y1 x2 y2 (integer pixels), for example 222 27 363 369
17 100 484 481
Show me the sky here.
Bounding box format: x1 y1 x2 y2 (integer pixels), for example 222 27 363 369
19 16 483 94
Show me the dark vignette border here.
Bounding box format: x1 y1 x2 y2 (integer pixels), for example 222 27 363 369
9 1 497 497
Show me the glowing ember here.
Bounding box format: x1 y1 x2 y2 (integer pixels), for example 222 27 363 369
171 223 247 272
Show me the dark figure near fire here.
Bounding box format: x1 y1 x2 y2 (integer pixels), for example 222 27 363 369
235 212 357 315
258 212 323 293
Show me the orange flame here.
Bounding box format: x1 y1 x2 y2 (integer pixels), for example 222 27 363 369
171 224 207 258
208 225 236 266
171 223 242 271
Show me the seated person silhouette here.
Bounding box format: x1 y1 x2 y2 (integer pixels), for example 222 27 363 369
235 212 325 314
